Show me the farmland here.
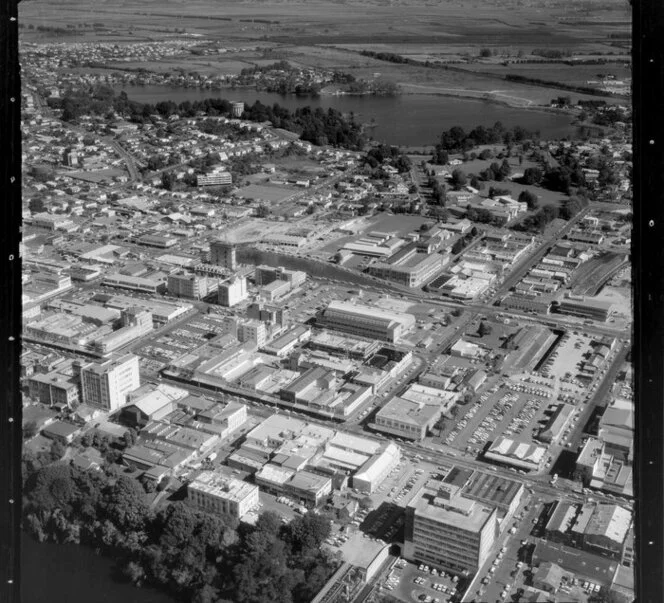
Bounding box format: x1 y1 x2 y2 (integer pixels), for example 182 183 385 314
20 0 630 109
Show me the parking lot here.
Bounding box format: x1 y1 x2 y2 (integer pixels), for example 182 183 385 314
378 559 463 603
441 384 551 456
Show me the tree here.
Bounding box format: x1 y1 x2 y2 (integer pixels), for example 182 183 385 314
103 475 149 531
431 206 449 222
518 189 539 210
49 440 67 462
451 239 465 255
161 171 176 191
24 463 79 515
28 198 46 213
23 420 39 440
359 496 374 511
499 158 511 179
122 560 146 584
479 48 492 58
256 204 271 218
254 511 283 537
477 321 493 337
522 167 543 185
431 146 449 165
192 585 221 603
286 514 331 553
450 169 467 190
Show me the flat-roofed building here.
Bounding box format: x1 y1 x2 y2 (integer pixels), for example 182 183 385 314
584 504 632 560
262 325 311 356
79 353 140 411
142 421 219 454
536 403 575 444
237 319 267 347
260 279 291 302
28 367 80 408
197 401 247 436
197 171 232 187
556 296 613 322
41 420 81 445
280 367 339 405
319 300 415 343
372 396 441 441
210 240 237 271
188 470 259 519
255 463 296 495
284 470 332 507
246 302 288 328
598 398 634 458
167 272 212 300
103 272 167 294
308 331 380 360
135 233 178 249
368 244 446 288
460 470 525 522
404 481 498 575
92 308 153 355
218 276 248 307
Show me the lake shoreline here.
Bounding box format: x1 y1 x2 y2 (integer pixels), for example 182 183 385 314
113 84 581 145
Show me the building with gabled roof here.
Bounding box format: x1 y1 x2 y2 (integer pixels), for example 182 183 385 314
484 436 547 472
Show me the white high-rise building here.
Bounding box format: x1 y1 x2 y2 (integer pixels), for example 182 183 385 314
79 353 141 411
218 276 248 307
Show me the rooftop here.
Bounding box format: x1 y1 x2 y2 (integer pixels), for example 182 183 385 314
189 470 258 502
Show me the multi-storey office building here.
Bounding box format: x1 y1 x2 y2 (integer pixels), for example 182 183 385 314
404 481 497 575
78 353 140 411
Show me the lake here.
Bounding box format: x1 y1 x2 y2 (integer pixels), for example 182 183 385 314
22 536 176 603
114 85 579 146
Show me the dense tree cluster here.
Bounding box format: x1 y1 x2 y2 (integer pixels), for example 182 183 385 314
23 464 340 603
558 195 590 220
514 205 560 232
466 207 496 225
542 152 587 194
450 227 480 254
435 122 539 154
506 74 608 97
359 50 413 64
364 144 411 173
480 159 512 182
241 102 365 149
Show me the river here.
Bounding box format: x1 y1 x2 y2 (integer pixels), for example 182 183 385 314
113 85 579 146
21 536 177 603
